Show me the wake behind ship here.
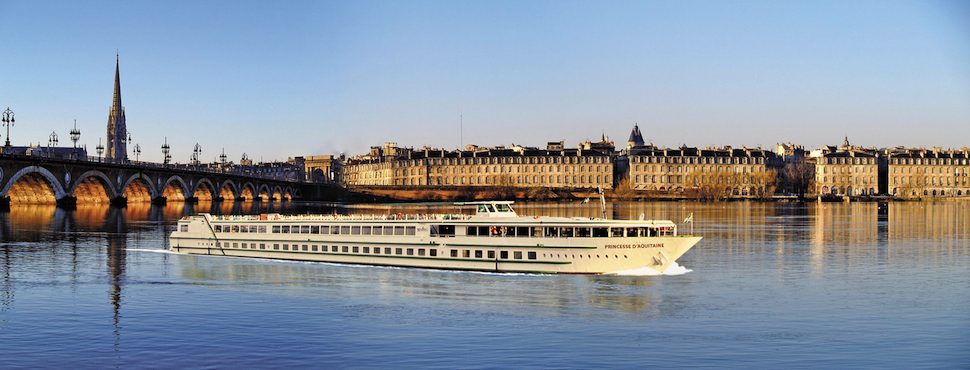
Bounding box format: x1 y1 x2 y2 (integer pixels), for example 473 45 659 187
169 201 701 274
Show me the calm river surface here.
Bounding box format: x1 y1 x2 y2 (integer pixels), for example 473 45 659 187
0 201 967 369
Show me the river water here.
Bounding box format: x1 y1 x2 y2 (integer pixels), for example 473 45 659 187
0 201 967 369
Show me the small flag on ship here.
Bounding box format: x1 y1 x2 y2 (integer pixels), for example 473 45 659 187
581 197 590 204
683 212 693 224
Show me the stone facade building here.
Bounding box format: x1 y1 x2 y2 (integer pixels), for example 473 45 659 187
888 148 970 198
812 138 882 196
341 140 615 189
626 145 778 198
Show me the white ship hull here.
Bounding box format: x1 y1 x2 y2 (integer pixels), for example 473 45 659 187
169 203 701 274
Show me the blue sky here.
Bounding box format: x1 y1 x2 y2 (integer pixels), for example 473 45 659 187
0 0 967 163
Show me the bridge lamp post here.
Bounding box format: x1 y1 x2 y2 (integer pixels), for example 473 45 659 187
220 148 227 171
192 143 202 167
96 138 104 162
2 107 14 150
48 131 58 158
134 143 141 162
126 130 133 162
161 136 171 166
70 119 81 160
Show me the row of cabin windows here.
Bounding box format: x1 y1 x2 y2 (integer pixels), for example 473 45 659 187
214 225 268 233
464 226 674 237
211 224 418 236
214 242 540 260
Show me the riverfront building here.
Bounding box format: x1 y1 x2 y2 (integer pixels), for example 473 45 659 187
341 140 615 189
626 145 779 198
887 148 970 199
812 138 882 197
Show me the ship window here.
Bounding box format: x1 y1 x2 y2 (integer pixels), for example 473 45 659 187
385 248 391 254
301 226 310 234
407 248 414 255
432 225 455 236
514 251 523 259
475 250 483 258
331 226 341 235
610 228 624 237
626 228 639 237
451 250 458 257
500 251 508 259
430 249 437 257
545 227 559 237
312 245 318 251
478 226 490 236
488 251 495 258
396 248 403 255
516 227 530 237
406 227 416 236
361 226 371 235
260 243 266 250
477 205 488 213
273 244 280 250
271 225 280 233
214 225 222 232
341 226 351 235
232 225 239 233
372 226 382 235
463 250 470 258
466 226 478 236
352 226 361 235
533 227 543 237
258 226 266 233
394 226 405 235
528 251 537 260
353 246 359 253
281 226 290 234
560 227 574 237
418 249 425 256
496 204 512 212
486 205 496 212
311 226 320 234
384 227 394 236
577 227 591 237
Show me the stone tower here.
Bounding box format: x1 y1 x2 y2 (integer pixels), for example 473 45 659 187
106 54 127 162
627 123 645 149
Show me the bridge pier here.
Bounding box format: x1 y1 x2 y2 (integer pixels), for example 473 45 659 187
56 196 77 209
185 197 199 204
110 196 128 207
151 196 167 205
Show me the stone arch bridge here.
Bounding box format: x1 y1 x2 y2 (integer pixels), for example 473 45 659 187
0 155 304 208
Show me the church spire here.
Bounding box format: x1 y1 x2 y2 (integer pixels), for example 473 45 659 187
112 53 122 111
106 53 127 162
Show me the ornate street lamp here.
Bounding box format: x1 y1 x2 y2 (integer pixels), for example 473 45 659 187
133 143 141 162
161 136 171 165
1 107 14 149
219 148 227 167
48 131 58 157
96 138 104 162
70 119 81 159
192 143 202 166
126 130 133 162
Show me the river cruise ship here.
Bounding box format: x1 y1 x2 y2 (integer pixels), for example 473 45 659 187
169 201 701 274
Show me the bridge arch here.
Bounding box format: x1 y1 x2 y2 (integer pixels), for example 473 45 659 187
1 166 67 204
257 184 271 201
219 180 239 201
240 182 256 201
271 185 283 201
122 173 157 203
283 186 294 201
193 178 216 201
163 175 188 202
70 170 118 204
